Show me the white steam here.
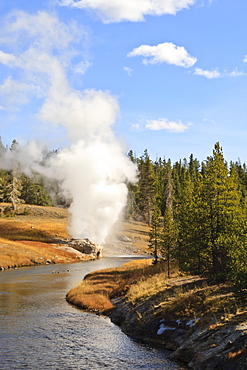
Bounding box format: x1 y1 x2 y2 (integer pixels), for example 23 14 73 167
46 140 135 242
0 11 137 244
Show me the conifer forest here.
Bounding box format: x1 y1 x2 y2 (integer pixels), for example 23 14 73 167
127 142 247 299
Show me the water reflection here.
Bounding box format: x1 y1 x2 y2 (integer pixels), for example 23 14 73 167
0 258 180 369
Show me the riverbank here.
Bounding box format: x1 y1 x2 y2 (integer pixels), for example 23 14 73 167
0 204 150 269
66 259 247 369
0 204 92 269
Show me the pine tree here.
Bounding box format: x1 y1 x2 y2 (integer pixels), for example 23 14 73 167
172 159 188 211
6 170 23 211
161 207 177 278
188 153 200 182
0 172 5 202
199 142 245 279
160 168 177 277
137 149 156 225
125 151 139 219
20 174 51 206
176 172 204 273
148 207 161 264
0 170 10 202
127 150 136 163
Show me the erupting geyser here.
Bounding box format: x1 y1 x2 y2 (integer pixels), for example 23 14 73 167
0 11 137 245
45 128 137 244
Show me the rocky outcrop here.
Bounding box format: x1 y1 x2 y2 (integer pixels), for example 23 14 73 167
109 297 191 349
68 238 102 258
108 297 247 369
169 321 247 369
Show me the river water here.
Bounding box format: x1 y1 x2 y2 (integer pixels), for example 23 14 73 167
0 257 180 369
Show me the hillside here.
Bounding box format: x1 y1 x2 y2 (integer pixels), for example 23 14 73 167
0 204 150 269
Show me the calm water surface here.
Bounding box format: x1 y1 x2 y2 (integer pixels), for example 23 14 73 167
0 257 180 369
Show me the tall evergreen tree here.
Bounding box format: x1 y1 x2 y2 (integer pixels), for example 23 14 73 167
148 206 161 264
199 142 245 278
137 149 156 225
176 172 204 273
160 169 177 277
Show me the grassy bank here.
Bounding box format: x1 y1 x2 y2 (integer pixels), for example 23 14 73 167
66 259 159 312
66 258 243 319
0 204 92 268
66 259 247 368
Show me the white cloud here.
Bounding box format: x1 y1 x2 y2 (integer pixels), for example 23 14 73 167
243 55 247 63
0 11 89 109
131 122 142 131
127 42 197 68
74 60 92 74
200 0 215 4
203 118 216 124
228 68 245 77
1 10 83 51
194 67 245 79
145 118 190 133
58 0 196 23
124 66 133 76
0 51 16 66
194 67 220 79
0 76 40 107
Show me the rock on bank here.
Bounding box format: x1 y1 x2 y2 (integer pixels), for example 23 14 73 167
108 296 247 369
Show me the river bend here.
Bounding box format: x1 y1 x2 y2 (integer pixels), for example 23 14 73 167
0 257 180 369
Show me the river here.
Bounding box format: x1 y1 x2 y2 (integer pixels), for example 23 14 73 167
0 257 180 369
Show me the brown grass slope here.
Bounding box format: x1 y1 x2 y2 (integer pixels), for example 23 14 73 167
0 204 90 268
66 259 247 369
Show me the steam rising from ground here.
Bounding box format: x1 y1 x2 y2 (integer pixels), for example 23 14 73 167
0 11 137 244
39 87 137 243
48 140 135 243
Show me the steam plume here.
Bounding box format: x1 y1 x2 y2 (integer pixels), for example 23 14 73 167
0 11 137 244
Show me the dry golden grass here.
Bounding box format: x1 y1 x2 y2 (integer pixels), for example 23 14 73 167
67 256 247 325
66 259 154 313
0 219 64 242
121 220 150 244
0 204 69 241
0 203 151 269
0 204 83 268
66 259 183 313
66 280 115 312
108 219 150 253
126 272 169 303
0 236 86 268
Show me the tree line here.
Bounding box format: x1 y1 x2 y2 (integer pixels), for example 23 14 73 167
0 139 66 212
127 143 247 298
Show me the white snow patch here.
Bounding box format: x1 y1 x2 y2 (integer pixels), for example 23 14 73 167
186 318 200 327
157 323 176 335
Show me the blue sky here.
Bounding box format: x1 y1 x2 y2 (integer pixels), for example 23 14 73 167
1 0 247 163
